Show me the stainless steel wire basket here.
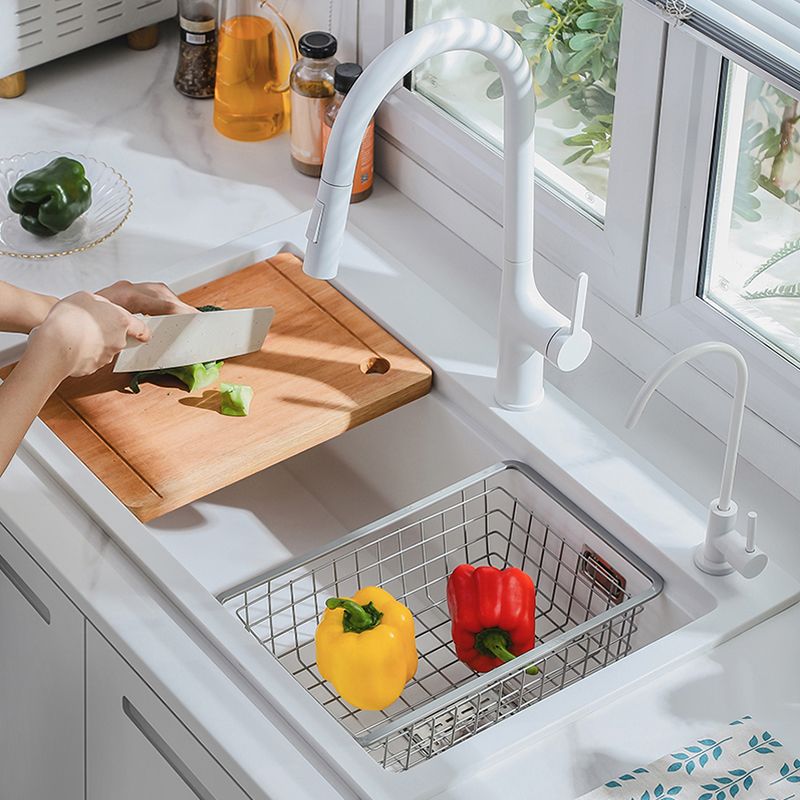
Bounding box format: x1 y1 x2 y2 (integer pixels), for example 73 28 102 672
219 462 663 771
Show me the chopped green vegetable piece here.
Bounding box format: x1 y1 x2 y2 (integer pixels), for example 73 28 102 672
129 361 223 394
169 361 223 392
220 383 253 416
128 304 225 394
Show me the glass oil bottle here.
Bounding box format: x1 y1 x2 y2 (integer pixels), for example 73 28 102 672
214 0 297 141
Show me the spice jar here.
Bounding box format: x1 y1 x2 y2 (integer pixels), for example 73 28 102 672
290 31 338 177
322 63 374 203
174 0 218 99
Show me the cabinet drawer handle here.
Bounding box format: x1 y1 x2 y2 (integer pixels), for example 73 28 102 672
0 551 50 624
122 697 217 800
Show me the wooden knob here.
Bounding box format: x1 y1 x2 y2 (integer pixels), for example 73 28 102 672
126 24 160 51
0 72 26 99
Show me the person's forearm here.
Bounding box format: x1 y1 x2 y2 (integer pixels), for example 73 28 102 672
0 281 57 334
0 332 67 476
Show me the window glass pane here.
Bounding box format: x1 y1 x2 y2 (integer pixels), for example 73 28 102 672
408 0 624 220
703 64 800 366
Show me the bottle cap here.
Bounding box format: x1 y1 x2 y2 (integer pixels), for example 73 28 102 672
298 31 338 59
334 63 363 94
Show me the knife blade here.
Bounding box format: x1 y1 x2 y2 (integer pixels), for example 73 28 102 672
113 307 275 373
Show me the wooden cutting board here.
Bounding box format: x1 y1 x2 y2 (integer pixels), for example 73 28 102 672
5 254 432 522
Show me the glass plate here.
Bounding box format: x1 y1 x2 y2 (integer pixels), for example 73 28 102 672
0 152 133 259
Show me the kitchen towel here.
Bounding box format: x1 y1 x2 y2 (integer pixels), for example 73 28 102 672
579 716 799 800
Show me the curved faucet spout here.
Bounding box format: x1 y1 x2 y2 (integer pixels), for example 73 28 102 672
626 341 746 511
304 18 535 279
303 18 592 410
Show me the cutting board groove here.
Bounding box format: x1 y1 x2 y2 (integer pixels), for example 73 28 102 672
6 254 431 521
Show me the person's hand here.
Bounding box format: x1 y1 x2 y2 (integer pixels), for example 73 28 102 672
29 292 150 379
97 280 197 316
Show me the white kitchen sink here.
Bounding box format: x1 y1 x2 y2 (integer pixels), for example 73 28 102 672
16 214 798 799
146 389 714 773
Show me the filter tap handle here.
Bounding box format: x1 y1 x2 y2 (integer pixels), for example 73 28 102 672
746 511 757 553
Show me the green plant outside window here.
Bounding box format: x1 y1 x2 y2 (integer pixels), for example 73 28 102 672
485 0 620 168
409 0 623 217
704 64 800 366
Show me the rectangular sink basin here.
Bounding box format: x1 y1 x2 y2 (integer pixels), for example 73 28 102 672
13 216 798 797
218 461 665 771
145 387 710 777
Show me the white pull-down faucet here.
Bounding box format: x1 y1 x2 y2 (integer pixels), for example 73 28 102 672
626 342 768 579
303 18 592 409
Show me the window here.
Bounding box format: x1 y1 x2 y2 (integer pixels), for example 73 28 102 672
703 63 800 367
639 23 800 460
408 0 624 220
363 0 664 309
359 0 800 489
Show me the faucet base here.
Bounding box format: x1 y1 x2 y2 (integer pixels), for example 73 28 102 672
495 395 545 412
495 347 545 410
693 498 769 579
693 544 735 576
695 499 738 576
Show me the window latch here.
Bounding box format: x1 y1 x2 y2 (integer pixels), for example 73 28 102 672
647 0 693 26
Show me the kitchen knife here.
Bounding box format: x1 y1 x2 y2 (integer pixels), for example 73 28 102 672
113 307 275 373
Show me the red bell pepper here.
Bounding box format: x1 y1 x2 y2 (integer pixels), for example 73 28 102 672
446 564 537 673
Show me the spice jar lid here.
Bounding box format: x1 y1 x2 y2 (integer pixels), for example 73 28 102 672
298 31 338 59
334 63 363 94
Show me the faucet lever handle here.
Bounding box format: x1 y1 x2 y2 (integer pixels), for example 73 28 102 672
570 272 589 336
746 511 757 553
545 272 593 372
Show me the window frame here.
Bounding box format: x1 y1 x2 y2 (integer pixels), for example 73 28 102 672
358 0 668 314
640 22 800 450
356 0 800 487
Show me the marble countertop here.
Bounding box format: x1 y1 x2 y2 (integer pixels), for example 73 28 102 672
0 22 371 318
0 30 289 287
2 23 800 800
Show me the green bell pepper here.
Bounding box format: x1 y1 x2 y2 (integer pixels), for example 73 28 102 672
7 157 92 237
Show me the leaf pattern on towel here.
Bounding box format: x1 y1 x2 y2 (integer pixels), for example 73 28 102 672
583 718 799 800
738 731 783 758
627 785 682 800
772 760 800 785
605 768 650 788
666 737 730 775
697 766 762 800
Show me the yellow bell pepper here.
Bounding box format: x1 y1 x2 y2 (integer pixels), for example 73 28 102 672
315 586 417 711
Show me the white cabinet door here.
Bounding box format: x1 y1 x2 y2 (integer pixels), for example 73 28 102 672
0 523 85 800
86 624 252 800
